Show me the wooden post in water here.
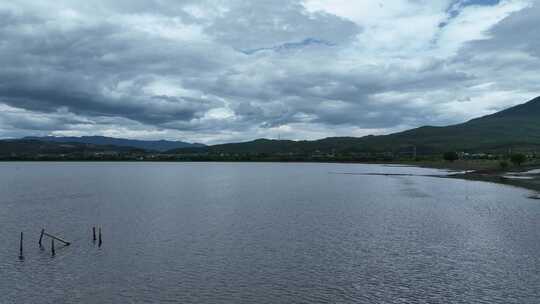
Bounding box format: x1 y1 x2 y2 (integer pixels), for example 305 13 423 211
19 232 24 259
39 229 45 247
98 227 102 247
93 227 96 242
51 239 55 256
43 232 70 246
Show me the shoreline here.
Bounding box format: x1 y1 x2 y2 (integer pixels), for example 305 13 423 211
445 171 540 198
408 160 540 197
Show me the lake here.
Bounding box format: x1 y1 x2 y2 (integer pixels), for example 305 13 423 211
1 162 539 303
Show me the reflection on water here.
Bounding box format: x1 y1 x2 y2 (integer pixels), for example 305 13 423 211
1 162 539 303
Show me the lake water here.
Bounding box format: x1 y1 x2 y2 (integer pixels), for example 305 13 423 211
1 162 539 303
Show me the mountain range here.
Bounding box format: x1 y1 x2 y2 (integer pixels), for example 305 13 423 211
0 139 144 157
173 96 540 155
1 96 539 159
23 136 205 152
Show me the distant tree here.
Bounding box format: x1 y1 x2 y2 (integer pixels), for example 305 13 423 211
443 151 459 162
510 153 527 166
499 160 509 170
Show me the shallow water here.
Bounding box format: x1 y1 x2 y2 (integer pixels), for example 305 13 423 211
1 162 539 303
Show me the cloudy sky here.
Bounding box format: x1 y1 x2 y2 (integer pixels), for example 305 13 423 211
0 0 539 144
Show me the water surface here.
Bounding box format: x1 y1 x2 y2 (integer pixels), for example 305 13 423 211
1 162 539 303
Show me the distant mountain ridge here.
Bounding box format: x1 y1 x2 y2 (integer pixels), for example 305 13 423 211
24 136 205 152
3 96 540 159
171 96 540 155
0 139 143 157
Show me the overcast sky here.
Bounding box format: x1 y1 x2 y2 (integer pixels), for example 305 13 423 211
0 0 539 144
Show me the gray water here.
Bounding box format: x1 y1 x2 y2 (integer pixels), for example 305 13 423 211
1 162 539 303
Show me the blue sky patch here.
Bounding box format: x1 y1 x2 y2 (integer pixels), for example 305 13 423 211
441 0 502 28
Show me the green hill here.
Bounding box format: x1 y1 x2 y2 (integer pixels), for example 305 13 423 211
3 96 539 160
365 95 540 153
173 96 540 155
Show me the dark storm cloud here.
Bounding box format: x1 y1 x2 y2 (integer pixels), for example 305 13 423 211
0 4 228 127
